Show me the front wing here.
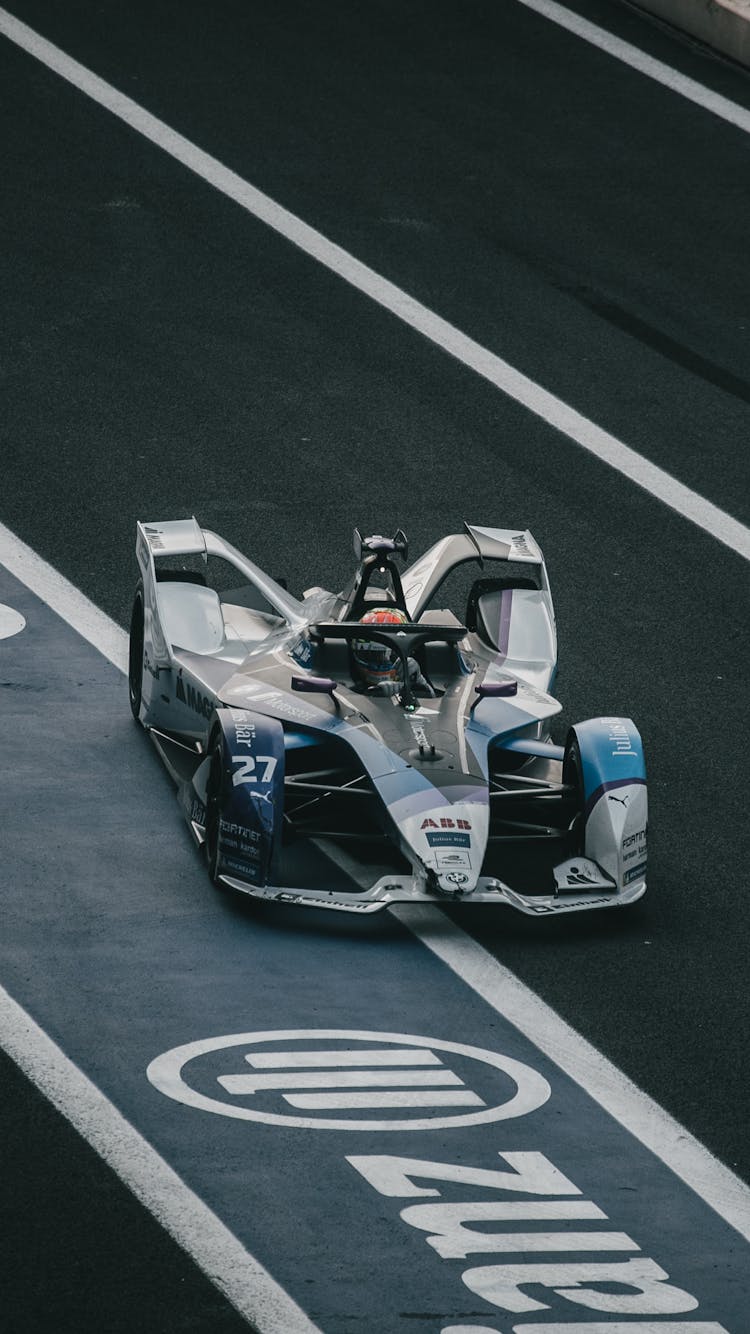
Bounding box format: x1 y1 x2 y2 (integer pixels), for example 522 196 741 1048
217 865 647 916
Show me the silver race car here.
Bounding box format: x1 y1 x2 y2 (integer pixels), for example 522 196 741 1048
128 519 647 915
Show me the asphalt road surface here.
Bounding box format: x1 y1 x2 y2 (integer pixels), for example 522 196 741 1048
1 1 749 1330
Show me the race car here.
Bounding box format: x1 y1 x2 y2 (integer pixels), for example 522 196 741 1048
128 519 647 916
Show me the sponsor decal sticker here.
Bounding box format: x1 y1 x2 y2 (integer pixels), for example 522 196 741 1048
605 719 637 759
428 832 471 849
436 852 472 871
624 861 648 885
176 675 214 719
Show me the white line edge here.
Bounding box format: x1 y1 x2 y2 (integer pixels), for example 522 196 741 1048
393 904 750 1245
0 5 748 564
2 517 750 1269
0 981 323 1334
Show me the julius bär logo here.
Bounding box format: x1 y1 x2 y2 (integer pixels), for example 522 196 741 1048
147 1029 550 1131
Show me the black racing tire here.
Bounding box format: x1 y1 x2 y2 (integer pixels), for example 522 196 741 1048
562 731 586 855
128 581 145 722
204 729 226 885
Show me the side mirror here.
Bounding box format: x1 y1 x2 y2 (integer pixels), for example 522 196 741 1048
291 674 337 696
471 679 518 710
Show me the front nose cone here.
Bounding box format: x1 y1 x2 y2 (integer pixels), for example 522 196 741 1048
399 799 489 895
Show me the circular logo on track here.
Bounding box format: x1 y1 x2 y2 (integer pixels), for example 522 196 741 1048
0 605 26 640
147 1028 551 1131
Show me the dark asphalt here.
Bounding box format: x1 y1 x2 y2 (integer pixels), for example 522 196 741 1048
1 0 749 1329
2 567 747 1334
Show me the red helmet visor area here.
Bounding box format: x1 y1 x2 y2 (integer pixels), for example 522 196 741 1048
352 608 409 685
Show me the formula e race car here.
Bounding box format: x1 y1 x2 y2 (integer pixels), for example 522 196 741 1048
128 519 647 916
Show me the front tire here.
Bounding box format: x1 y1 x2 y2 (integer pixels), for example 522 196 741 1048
204 731 226 884
128 582 145 721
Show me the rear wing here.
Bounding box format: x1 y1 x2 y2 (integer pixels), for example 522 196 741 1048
402 524 552 620
136 518 206 580
135 518 307 653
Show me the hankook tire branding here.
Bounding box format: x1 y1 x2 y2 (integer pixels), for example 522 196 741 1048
147 1029 551 1131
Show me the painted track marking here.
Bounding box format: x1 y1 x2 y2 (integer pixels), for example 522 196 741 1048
0 981 322 1334
0 7 749 562
1 519 750 1303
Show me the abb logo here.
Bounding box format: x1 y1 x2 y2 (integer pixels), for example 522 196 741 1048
421 817 472 831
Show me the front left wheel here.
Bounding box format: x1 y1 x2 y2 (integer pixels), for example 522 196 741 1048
204 730 227 884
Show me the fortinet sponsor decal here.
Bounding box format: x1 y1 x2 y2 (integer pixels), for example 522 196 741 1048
347 1151 730 1333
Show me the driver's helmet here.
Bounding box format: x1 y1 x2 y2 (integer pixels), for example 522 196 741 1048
352 607 409 686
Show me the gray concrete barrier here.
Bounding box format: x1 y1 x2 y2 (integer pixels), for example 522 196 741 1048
632 0 750 68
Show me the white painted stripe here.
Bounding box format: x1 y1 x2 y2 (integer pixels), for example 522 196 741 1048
282 1090 485 1109
1 10 749 562
245 1047 442 1067
432 1230 640 1251
0 983 322 1334
516 0 750 136
393 905 750 1244
219 1069 462 1093
520 1325 731 1334
404 1200 606 1220
2 537 750 1305
0 520 127 671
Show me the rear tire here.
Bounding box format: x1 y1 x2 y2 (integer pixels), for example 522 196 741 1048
128 582 145 721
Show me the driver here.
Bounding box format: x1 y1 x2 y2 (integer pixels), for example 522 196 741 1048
352 608 434 697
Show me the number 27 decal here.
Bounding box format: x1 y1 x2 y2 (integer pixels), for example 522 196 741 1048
231 755 278 786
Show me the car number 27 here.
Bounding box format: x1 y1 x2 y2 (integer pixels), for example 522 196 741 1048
231 755 278 786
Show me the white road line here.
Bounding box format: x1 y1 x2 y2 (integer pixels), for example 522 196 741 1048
218 1069 464 1093
0 521 127 671
517 0 750 135
3 526 750 1265
282 1091 486 1110
392 904 750 1246
245 1047 442 1067
1 8 749 564
0 982 323 1334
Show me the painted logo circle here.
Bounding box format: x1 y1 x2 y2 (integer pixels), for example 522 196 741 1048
147 1028 551 1131
0 605 26 640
